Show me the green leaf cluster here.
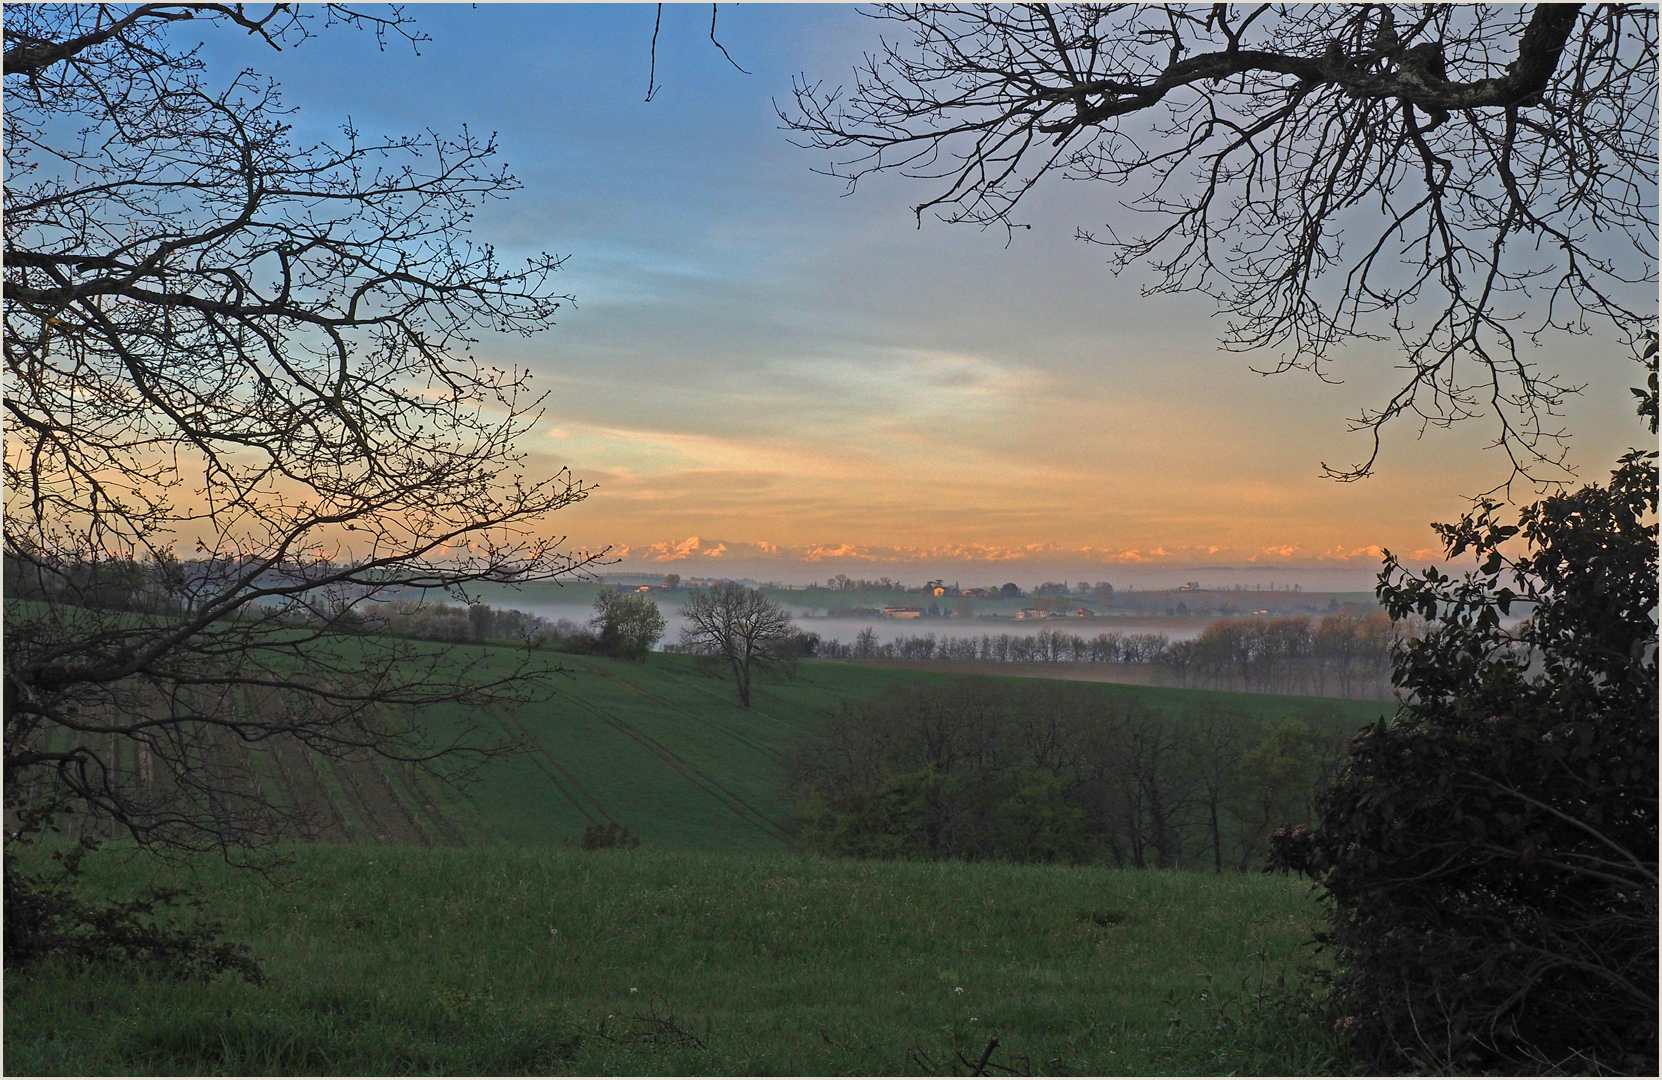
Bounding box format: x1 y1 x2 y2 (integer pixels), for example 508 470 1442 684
1289 448 1658 1073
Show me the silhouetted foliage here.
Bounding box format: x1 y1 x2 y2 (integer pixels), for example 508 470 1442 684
5 805 261 982
4 5 590 863
787 4 1658 483
1283 442 1658 1074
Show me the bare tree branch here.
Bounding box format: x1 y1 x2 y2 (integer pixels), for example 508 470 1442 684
4 4 592 856
783 4 1658 485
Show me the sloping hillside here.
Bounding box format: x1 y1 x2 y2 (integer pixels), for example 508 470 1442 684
48 648 1387 850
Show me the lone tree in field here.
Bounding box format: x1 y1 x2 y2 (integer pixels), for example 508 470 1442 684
678 582 797 707
590 587 668 662
786 3 1657 482
3 4 591 868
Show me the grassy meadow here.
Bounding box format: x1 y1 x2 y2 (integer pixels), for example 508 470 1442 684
9 651 1377 1074
5 845 1348 1076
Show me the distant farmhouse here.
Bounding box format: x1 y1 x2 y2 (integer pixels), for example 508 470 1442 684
882 606 924 619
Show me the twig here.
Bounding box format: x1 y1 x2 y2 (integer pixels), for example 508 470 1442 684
644 4 663 102
958 1034 1001 1076
709 4 750 73
1474 772 1658 885
907 1045 941 1075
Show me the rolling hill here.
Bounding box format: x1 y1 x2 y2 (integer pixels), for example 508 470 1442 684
71 648 1385 852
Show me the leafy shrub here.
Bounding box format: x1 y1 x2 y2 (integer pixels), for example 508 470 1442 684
1287 448 1658 1074
4 836 262 983
795 764 1094 863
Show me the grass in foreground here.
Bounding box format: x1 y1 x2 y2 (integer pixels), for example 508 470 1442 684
3 844 1350 1076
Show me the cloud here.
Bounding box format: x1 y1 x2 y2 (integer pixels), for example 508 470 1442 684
630 539 1227 568
798 541 1050 564
801 543 882 563
1321 544 1387 561
645 536 703 561
599 536 1433 590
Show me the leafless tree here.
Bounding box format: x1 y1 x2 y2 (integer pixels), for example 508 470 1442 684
4 5 594 857
1182 706 1250 874
678 582 796 707
785 4 1658 483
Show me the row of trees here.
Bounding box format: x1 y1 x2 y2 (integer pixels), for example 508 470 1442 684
823 575 908 592
360 595 1400 702
377 588 668 663
373 601 558 646
374 581 809 708
1160 614 1407 698
815 628 1172 665
788 680 1359 871
809 614 1406 699
371 581 803 705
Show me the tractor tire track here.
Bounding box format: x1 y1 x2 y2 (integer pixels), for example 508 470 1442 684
671 666 843 726
390 761 467 846
490 706 610 826
572 661 788 762
331 753 429 846
201 714 282 845
556 692 794 846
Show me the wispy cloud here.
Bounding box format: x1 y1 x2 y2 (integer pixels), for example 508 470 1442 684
315 5 1637 590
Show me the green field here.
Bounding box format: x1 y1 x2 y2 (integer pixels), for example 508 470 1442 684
31 643 1386 853
4 845 1348 1076
9 652 1380 1074
419 652 1387 850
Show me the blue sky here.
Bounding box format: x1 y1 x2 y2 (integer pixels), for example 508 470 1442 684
196 4 1647 587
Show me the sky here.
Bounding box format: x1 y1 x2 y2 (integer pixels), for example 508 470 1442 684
200 4 1649 589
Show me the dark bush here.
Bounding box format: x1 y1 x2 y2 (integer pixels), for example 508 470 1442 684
572 822 640 851
1291 448 1658 1074
4 836 262 983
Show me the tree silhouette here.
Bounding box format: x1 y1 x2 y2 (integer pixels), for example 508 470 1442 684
4 5 593 857
786 4 1657 482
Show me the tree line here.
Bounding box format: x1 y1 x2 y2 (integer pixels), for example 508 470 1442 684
1160 614 1408 698
807 613 1408 700
813 628 1172 664
787 679 1360 872
372 589 666 663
